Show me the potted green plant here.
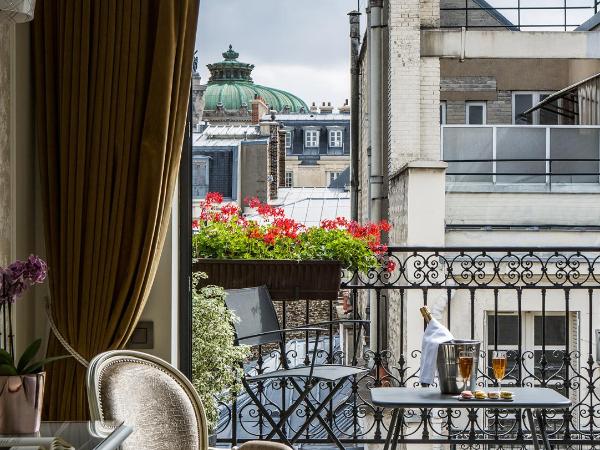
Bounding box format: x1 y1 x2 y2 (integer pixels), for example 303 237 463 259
0 255 68 434
191 273 250 444
192 193 393 300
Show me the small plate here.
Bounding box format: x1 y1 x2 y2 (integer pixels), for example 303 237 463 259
456 395 514 402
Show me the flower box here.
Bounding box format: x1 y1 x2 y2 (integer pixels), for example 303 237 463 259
193 259 342 300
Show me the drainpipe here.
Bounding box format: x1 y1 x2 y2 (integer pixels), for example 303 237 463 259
349 10 361 222
368 0 384 354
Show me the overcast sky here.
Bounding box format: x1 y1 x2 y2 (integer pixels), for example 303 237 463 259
195 1 596 109
195 0 364 109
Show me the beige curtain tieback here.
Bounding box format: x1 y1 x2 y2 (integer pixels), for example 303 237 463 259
45 297 90 368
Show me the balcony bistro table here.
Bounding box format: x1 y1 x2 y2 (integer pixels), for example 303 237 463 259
0 421 132 450
371 387 571 450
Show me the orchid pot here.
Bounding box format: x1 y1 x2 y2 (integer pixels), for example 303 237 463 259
0 372 45 434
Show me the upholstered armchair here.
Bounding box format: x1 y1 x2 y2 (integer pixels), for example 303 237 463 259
87 350 209 450
87 350 292 450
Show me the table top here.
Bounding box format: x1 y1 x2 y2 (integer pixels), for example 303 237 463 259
371 387 571 409
0 421 132 450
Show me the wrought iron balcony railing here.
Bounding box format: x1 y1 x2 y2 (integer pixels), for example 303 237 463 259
213 247 600 448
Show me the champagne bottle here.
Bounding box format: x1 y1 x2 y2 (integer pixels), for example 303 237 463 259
420 306 433 323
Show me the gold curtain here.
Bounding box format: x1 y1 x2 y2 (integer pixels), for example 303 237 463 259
33 0 199 420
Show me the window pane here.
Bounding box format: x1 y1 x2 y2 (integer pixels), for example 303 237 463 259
467 104 484 125
487 315 520 346
496 127 546 183
534 316 566 346
550 128 599 183
514 94 533 124
539 94 559 125
443 126 493 182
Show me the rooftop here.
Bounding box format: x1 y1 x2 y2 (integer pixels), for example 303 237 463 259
267 187 350 227
264 113 351 122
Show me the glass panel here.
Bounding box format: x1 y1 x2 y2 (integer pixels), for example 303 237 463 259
534 316 566 346
487 314 519 345
539 94 560 125
192 157 209 199
496 127 546 183
467 105 484 124
443 127 493 182
514 94 533 124
550 128 599 183
194 150 233 198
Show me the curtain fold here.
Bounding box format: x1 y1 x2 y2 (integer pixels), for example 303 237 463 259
33 0 199 420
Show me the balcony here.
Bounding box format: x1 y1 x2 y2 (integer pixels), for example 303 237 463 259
440 1 600 31
442 125 600 190
211 247 600 448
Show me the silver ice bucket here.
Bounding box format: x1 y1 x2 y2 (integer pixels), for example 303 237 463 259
437 340 480 394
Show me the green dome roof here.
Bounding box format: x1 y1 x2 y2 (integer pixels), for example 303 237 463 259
204 46 308 113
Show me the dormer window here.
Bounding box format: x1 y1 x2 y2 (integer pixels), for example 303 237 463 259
284 130 292 148
305 129 319 148
329 129 343 148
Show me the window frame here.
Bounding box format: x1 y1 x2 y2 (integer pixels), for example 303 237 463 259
328 129 343 148
466 101 487 125
327 171 342 185
440 101 447 125
512 91 557 125
284 171 293 188
304 128 320 148
284 130 292 149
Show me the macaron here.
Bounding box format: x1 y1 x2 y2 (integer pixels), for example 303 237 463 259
460 390 474 399
474 390 487 399
500 391 513 399
487 391 500 399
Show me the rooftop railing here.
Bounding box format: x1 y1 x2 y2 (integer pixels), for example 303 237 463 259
213 247 600 448
440 0 599 31
442 125 600 185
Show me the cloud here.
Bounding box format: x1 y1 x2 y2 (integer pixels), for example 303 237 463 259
195 0 360 108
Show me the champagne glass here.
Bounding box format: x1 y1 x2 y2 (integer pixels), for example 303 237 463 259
492 350 507 388
458 350 474 391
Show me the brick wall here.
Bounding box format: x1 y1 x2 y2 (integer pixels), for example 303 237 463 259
387 0 423 173
445 90 513 125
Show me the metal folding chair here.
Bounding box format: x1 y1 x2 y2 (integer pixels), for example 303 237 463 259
225 286 369 450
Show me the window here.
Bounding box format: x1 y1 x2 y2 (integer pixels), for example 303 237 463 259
328 171 342 186
440 101 447 125
486 312 577 393
329 129 343 148
513 92 559 125
304 129 319 148
284 171 293 187
284 131 292 149
466 101 486 125
485 312 579 435
192 156 210 200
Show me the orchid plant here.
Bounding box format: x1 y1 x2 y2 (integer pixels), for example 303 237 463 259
192 193 394 274
0 255 48 358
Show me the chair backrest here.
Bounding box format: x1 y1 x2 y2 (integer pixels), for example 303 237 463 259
86 350 208 450
225 286 283 347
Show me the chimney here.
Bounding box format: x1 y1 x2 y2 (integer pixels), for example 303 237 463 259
339 98 351 114
251 95 269 124
320 101 334 114
309 101 318 113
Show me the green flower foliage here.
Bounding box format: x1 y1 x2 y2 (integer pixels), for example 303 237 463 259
191 273 250 429
191 195 392 273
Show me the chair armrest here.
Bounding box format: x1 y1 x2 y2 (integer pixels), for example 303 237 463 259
237 326 328 342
